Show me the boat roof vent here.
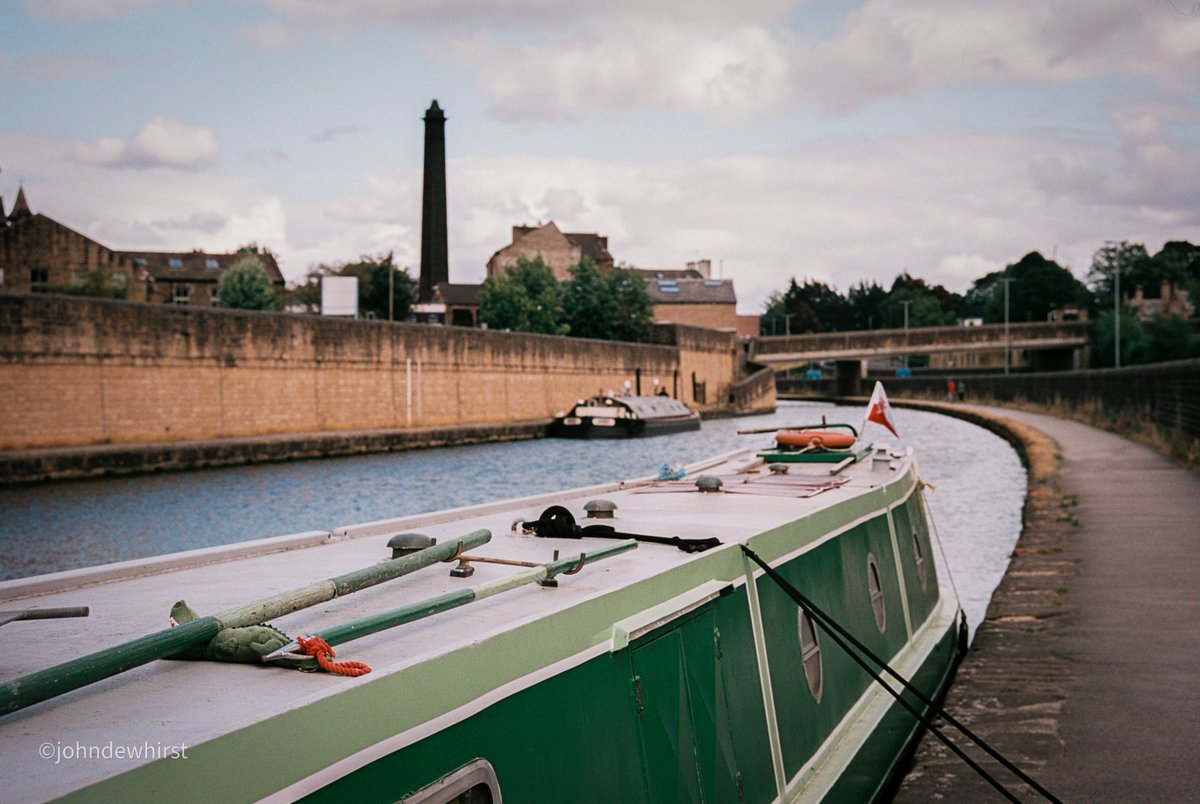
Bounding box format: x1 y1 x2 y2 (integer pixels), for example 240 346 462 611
695 475 723 493
387 532 436 559
584 499 617 519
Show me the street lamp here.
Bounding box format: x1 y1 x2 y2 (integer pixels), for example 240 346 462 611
1001 277 1014 375
1102 240 1122 368
900 300 913 370
1114 255 1121 369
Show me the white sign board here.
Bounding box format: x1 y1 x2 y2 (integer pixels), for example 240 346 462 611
321 276 359 317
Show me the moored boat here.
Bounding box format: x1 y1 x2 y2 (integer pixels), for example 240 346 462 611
550 394 701 438
0 425 964 802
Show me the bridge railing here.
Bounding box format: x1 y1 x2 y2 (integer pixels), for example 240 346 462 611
781 358 1200 467
751 320 1093 356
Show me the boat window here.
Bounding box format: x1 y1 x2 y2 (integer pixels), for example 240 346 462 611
400 758 500 804
798 609 823 702
867 554 886 632
575 405 629 418
912 529 928 591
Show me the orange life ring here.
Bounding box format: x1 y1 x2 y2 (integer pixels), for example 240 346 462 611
775 429 856 449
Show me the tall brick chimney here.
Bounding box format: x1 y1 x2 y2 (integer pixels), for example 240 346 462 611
418 100 448 303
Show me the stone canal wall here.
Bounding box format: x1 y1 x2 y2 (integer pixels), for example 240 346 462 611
0 293 761 452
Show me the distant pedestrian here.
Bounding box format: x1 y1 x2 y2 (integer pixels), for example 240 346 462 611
947 380 956 402
957 381 966 402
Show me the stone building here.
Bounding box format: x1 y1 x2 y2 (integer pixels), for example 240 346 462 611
0 188 283 305
411 282 481 327
0 188 148 300
486 221 613 280
484 223 739 332
632 260 739 332
1127 281 1194 322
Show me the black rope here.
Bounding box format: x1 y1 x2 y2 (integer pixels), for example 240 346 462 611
742 545 1062 804
525 506 720 553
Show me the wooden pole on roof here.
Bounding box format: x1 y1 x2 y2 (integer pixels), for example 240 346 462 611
0 529 491 717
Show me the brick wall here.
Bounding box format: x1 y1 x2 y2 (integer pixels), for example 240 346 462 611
0 293 749 450
652 303 739 332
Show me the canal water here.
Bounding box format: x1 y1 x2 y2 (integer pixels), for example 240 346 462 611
0 401 1024 638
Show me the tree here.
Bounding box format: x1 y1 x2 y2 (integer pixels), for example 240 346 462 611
964 252 1092 324
289 254 414 320
847 280 888 330
1144 315 1200 363
760 278 851 334
1092 308 1146 368
56 267 129 300
561 259 655 342
334 254 413 321
217 257 279 310
1087 241 1150 305
1115 240 1200 306
880 273 958 328
479 256 568 335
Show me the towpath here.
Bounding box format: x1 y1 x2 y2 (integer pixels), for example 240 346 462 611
895 405 1200 802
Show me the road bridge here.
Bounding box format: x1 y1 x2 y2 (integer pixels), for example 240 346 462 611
749 320 1091 372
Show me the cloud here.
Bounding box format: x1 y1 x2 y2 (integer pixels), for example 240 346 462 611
301 2 1200 121
19 0 162 22
463 23 794 123
0 52 115 85
73 117 220 170
254 0 794 31
243 147 291 165
234 21 297 51
2 130 285 263
244 1 1200 122
792 0 1200 114
313 125 364 144
152 210 227 234
1031 102 1200 213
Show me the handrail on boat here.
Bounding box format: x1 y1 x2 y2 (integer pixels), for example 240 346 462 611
264 539 640 667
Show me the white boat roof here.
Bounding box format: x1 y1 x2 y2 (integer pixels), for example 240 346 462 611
0 446 916 801
575 394 693 418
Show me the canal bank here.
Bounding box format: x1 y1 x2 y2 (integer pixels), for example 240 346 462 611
894 402 1200 801
0 420 551 485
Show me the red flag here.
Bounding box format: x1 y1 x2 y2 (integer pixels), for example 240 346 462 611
866 381 899 437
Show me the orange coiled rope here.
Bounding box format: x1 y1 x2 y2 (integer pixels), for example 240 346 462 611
294 635 372 677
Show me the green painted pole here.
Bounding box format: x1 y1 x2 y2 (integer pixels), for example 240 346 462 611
268 539 639 662
211 529 491 628
0 529 491 717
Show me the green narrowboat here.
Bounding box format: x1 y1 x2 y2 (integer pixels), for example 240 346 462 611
0 444 963 802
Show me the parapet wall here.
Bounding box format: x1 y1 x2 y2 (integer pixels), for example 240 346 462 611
898 361 1200 444
780 360 1200 464
0 294 754 451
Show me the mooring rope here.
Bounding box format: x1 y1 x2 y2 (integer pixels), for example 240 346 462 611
919 479 964 607
294 635 372 677
525 506 720 553
741 545 1061 804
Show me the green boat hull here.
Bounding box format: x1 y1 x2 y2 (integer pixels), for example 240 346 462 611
53 467 962 804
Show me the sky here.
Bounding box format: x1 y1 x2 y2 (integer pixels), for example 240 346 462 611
2 1 1198 313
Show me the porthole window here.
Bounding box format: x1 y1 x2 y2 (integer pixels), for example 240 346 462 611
867 553 886 632
798 609 823 702
401 758 500 804
912 529 928 591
